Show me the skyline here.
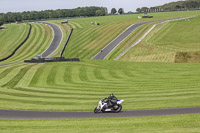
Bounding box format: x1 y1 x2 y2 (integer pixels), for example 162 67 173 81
1 0 180 13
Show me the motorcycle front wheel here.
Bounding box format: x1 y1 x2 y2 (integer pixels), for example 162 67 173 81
114 104 122 113
94 107 101 113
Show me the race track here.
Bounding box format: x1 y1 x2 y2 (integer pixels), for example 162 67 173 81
40 22 63 58
93 21 157 60
1 107 200 119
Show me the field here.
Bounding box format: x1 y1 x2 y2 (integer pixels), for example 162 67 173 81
0 23 29 59
50 10 200 59
0 114 200 133
0 60 200 111
0 22 53 64
117 16 200 62
1 10 200 132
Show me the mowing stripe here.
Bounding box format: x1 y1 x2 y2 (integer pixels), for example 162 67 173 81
0 24 32 62
1 65 35 88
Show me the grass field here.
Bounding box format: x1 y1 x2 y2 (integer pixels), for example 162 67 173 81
0 114 200 133
0 23 29 59
1 11 200 132
118 16 200 62
0 22 53 64
148 17 200 52
49 10 200 60
0 60 200 111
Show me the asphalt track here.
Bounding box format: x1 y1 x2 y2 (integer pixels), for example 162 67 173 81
40 22 63 58
93 20 158 60
1 107 200 119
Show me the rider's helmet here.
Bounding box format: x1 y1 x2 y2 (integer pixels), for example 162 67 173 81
110 93 114 97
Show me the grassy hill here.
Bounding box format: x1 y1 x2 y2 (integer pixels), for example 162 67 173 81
0 11 200 111
0 60 200 111
1 11 200 63
1 10 200 132
51 10 200 60
118 16 200 62
0 22 53 64
49 11 197 59
0 23 29 59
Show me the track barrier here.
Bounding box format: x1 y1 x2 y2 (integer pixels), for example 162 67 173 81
60 27 73 57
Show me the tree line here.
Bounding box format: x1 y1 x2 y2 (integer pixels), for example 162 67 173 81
136 0 200 12
0 6 108 25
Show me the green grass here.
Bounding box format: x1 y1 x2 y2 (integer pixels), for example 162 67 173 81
0 11 200 111
48 10 200 60
0 11 200 132
0 23 29 59
0 60 200 111
148 17 200 52
1 114 200 133
118 16 200 62
0 22 53 64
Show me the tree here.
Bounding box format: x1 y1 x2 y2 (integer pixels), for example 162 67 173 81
127 11 133 14
136 8 141 12
111 8 117 14
0 15 4 27
95 9 106 16
141 7 149 12
118 8 124 14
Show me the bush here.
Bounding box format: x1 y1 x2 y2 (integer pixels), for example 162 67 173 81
175 51 200 63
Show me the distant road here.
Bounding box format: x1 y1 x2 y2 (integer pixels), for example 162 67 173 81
1 107 200 119
40 22 63 58
92 21 157 60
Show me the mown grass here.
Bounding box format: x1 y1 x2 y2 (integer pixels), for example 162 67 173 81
0 23 29 59
148 16 200 52
0 114 200 133
0 60 200 111
49 10 200 60
119 16 200 62
0 22 53 64
0 11 200 132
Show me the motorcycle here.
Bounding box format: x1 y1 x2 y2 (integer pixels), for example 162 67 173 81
94 98 124 113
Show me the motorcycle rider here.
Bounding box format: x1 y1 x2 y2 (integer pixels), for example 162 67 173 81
104 93 118 107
